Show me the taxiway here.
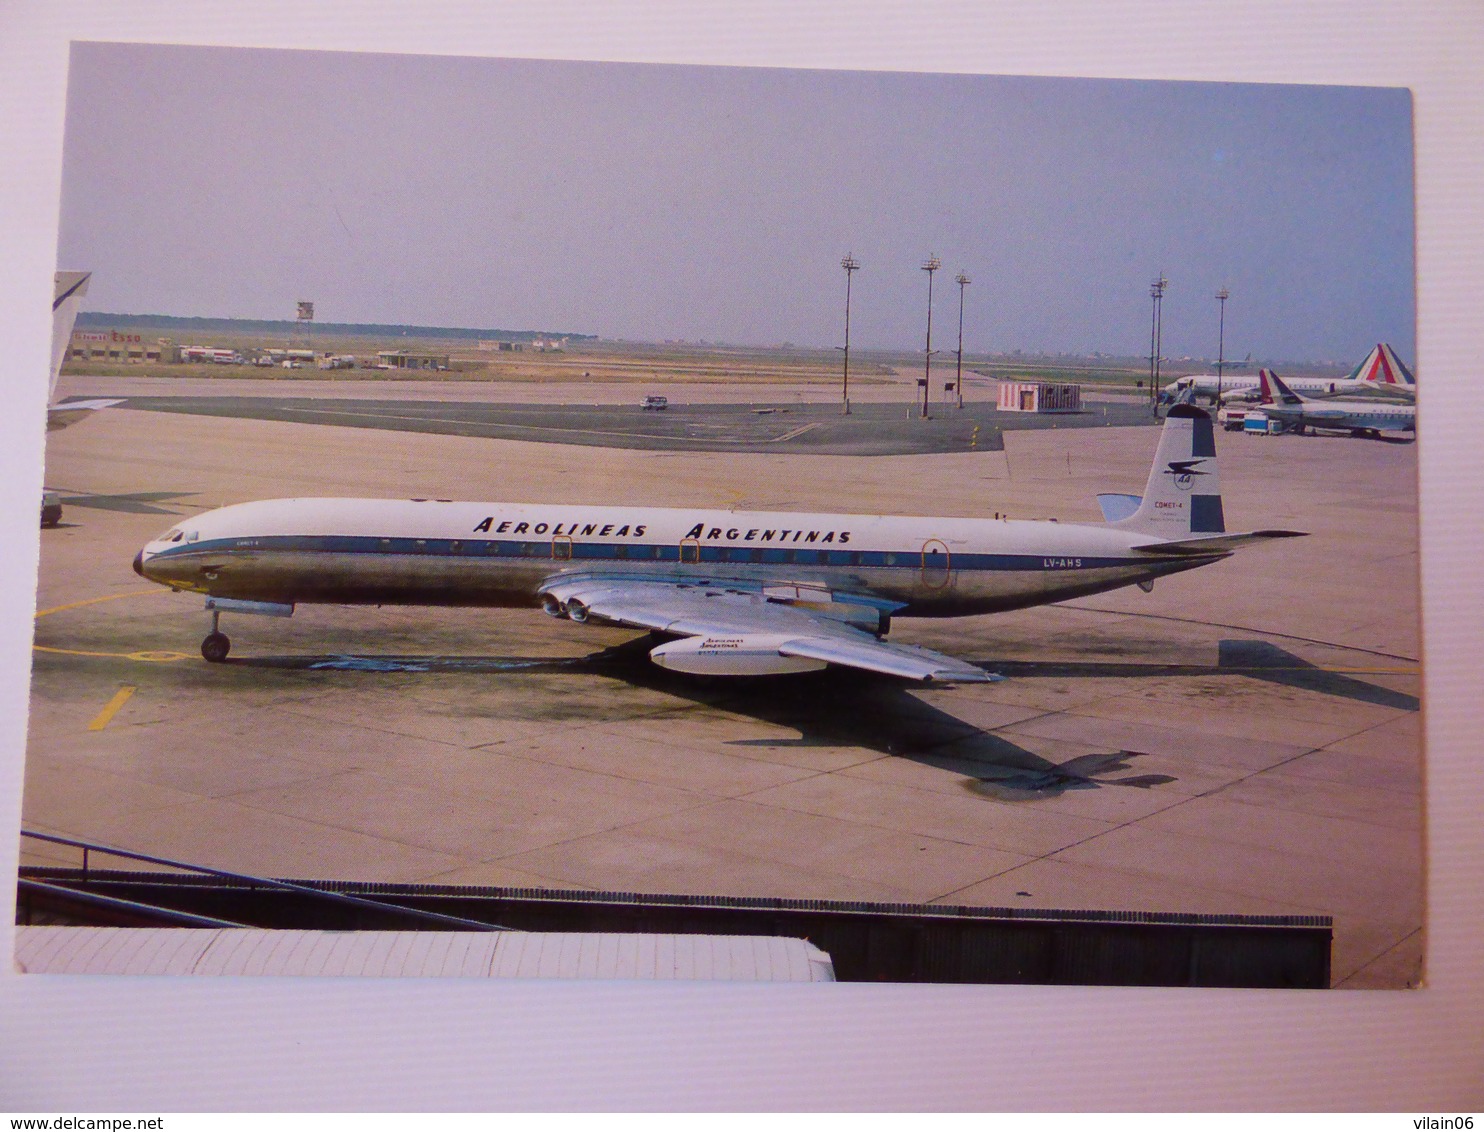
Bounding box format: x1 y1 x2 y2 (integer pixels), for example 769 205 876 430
22 377 1422 986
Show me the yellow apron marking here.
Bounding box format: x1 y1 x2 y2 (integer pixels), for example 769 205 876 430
34 646 190 662
34 589 189 664
35 590 162 619
87 686 136 731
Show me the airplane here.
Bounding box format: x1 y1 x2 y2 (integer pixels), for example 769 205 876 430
1253 368 1416 438
42 271 124 525
1164 343 1416 405
133 405 1304 681
47 271 121 429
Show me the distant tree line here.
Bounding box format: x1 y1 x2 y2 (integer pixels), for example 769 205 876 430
75 312 596 342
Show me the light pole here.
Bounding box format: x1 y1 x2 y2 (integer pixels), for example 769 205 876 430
921 254 941 418
1148 274 1166 417
839 254 859 415
954 272 970 411
1215 287 1230 408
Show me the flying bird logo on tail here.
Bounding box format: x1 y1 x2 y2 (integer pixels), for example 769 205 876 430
1163 458 1209 490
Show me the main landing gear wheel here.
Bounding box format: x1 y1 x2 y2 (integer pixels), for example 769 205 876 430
201 632 231 663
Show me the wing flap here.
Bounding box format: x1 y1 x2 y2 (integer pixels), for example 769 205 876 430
778 636 998 684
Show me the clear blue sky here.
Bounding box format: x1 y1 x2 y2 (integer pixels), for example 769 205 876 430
58 43 1415 364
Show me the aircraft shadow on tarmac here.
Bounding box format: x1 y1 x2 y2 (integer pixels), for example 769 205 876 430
986 638 1418 712
44 489 198 516
243 640 1165 801
233 635 1413 800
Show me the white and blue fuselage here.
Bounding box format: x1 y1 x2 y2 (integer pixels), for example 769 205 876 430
133 407 1300 679
136 496 1219 618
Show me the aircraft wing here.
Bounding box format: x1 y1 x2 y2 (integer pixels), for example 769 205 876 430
774 634 997 683
539 576 998 684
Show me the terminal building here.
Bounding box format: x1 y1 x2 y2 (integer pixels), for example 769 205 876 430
69 330 168 364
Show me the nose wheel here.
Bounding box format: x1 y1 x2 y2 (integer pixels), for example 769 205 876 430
201 609 230 663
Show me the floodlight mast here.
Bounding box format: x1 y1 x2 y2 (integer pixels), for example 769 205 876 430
921 255 941 419
1148 274 1167 417
1215 287 1230 408
954 271 971 411
840 254 860 415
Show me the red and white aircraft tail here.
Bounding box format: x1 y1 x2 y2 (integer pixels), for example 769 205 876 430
1347 343 1416 389
1256 368 1303 406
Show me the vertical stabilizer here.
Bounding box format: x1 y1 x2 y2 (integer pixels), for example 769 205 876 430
51 271 91 401
1110 405 1224 536
1257 368 1303 407
1348 343 1416 388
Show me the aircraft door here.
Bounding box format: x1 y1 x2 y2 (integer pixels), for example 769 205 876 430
551 534 573 560
921 539 951 588
679 538 701 565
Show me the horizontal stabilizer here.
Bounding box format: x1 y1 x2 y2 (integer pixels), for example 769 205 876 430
1133 530 1306 555
1097 493 1142 523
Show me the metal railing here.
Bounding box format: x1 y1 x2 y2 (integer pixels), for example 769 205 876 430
19 829 510 932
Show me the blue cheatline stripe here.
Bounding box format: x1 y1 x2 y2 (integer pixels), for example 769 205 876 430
148 534 1203 573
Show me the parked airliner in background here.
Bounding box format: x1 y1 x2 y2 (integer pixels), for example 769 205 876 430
134 406 1302 682
1164 344 1416 405
1255 368 1416 438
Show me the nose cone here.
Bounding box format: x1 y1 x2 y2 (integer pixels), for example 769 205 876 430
132 550 145 576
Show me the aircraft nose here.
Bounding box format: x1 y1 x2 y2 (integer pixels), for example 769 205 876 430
132 550 145 576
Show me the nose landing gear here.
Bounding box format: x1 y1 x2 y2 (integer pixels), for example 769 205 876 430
202 609 230 662
196 596 295 662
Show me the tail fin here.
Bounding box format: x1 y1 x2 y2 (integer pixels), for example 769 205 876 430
1109 405 1224 537
1257 368 1302 407
50 271 91 402
1348 342 1416 388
